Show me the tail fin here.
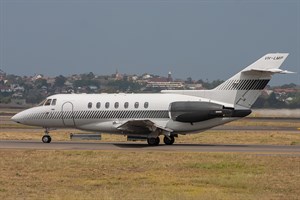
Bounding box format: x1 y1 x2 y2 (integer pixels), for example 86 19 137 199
161 53 292 109
212 53 291 108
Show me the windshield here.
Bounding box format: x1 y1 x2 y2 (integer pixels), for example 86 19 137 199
37 98 57 106
38 99 46 106
44 99 52 106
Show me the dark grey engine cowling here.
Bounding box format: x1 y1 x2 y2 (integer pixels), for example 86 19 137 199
169 101 251 123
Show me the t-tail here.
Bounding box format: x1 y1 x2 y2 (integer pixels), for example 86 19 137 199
210 53 292 109
162 53 293 109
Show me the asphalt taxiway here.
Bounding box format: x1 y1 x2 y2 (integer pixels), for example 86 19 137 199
0 140 300 154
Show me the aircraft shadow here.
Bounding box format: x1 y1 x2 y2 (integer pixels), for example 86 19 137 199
113 143 253 149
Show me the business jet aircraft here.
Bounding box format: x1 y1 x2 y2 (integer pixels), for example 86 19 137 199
11 53 293 145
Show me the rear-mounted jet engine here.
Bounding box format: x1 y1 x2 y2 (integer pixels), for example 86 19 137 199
169 101 251 123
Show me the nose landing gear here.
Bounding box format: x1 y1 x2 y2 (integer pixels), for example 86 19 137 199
42 128 52 143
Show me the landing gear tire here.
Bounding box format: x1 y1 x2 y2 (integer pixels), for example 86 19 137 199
147 137 160 146
42 135 52 143
163 136 175 145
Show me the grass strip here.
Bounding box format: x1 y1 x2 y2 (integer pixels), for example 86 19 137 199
0 150 299 200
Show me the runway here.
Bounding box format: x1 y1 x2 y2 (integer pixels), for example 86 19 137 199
1 140 300 154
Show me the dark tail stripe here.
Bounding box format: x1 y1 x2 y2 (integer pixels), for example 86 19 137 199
216 79 270 90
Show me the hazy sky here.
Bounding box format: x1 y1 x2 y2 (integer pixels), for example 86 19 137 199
0 0 299 85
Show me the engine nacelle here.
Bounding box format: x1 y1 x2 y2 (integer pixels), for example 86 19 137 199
169 101 251 123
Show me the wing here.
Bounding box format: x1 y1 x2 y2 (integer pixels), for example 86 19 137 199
117 119 172 135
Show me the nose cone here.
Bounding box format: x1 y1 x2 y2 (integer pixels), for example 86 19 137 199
11 113 21 123
11 111 26 124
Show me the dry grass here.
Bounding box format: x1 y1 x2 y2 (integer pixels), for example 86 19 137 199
227 119 300 128
0 150 299 200
177 130 300 146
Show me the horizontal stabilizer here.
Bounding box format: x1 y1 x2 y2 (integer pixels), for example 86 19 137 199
242 68 295 74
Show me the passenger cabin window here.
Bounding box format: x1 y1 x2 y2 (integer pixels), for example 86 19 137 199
88 102 92 109
114 102 119 109
134 102 139 109
51 99 57 106
144 102 149 108
96 102 101 109
105 102 110 109
44 99 52 106
124 102 129 109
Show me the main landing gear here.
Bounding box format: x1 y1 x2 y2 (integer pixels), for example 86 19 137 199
147 137 160 146
42 128 52 143
147 135 175 146
163 135 175 145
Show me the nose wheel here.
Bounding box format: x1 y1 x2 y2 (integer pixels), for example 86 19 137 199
42 128 52 143
42 135 52 143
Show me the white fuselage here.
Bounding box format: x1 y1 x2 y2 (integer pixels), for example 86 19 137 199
12 93 238 135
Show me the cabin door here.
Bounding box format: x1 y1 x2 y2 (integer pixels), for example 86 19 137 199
62 102 75 127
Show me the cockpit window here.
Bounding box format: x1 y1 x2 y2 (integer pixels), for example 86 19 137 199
51 99 57 106
38 99 46 106
44 99 52 106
